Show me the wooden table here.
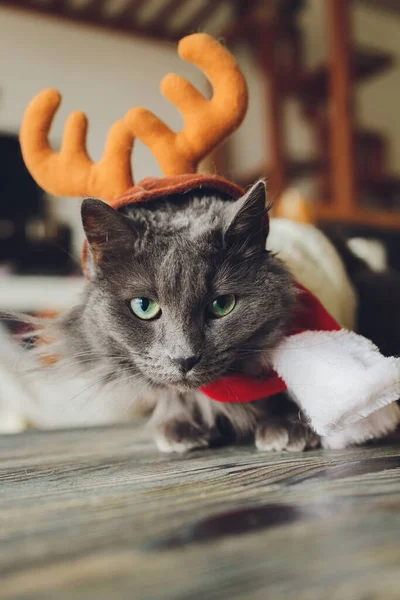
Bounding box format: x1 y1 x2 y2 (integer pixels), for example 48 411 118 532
1 424 400 599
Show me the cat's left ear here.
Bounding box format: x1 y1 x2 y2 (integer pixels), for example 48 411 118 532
224 180 269 255
81 198 140 276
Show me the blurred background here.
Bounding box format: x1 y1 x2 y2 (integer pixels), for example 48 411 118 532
0 0 399 318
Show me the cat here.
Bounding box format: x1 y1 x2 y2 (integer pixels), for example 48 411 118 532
29 180 320 453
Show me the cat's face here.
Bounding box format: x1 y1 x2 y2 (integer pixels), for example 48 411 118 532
78 182 295 390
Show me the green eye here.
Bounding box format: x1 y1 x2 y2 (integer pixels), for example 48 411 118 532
129 297 161 320
209 294 236 318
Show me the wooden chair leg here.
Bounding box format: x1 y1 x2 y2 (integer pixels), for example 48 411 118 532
258 25 286 206
326 0 357 219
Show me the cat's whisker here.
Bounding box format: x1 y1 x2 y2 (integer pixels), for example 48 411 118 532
39 349 126 361
234 350 270 359
19 359 126 383
24 349 130 366
0 311 52 326
70 369 151 416
18 361 106 379
41 353 130 367
15 328 47 340
20 370 109 387
95 381 152 425
66 374 116 404
13 333 41 374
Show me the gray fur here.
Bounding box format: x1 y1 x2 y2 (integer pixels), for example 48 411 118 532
42 181 314 452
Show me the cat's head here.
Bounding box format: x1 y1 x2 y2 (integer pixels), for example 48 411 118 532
76 181 295 390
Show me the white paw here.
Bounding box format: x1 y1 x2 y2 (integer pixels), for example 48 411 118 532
155 432 209 454
255 420 318 452
255 424 290 452
154 421 211 453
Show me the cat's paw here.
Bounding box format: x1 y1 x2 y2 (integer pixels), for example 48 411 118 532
154 420 212 453
255 418 320 452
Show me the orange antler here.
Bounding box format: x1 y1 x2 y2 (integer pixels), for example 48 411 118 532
20 89 134 202
124 33 248 176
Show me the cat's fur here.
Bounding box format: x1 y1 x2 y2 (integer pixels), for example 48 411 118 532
34 181 319 452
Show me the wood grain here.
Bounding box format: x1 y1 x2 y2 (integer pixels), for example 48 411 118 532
1 424 400 599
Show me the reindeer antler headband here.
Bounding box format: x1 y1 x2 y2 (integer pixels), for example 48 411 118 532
20 33 248 205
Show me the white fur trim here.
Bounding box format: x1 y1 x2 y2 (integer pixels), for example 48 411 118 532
272 330 400 436
322 404 400 449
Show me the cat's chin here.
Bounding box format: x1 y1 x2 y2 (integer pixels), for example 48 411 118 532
149 376 215 393
142 377 197 392
166 380 203 392
167 373 224 392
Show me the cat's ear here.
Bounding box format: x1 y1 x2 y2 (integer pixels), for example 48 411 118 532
224 180 269 255
81 198 137 270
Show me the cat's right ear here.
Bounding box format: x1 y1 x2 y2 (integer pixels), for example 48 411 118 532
224 180 270 257
81 198 137 273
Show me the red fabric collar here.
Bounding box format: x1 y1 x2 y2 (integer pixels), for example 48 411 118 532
200 284 341 403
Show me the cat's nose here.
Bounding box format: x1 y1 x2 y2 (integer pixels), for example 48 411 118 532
171 354 201 374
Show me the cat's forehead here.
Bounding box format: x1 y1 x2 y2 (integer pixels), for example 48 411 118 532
100 234 219 308
122 193 230 241
156 233 220 300
106 193 238 299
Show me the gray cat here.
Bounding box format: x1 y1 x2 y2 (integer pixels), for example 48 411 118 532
41 181 319 452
